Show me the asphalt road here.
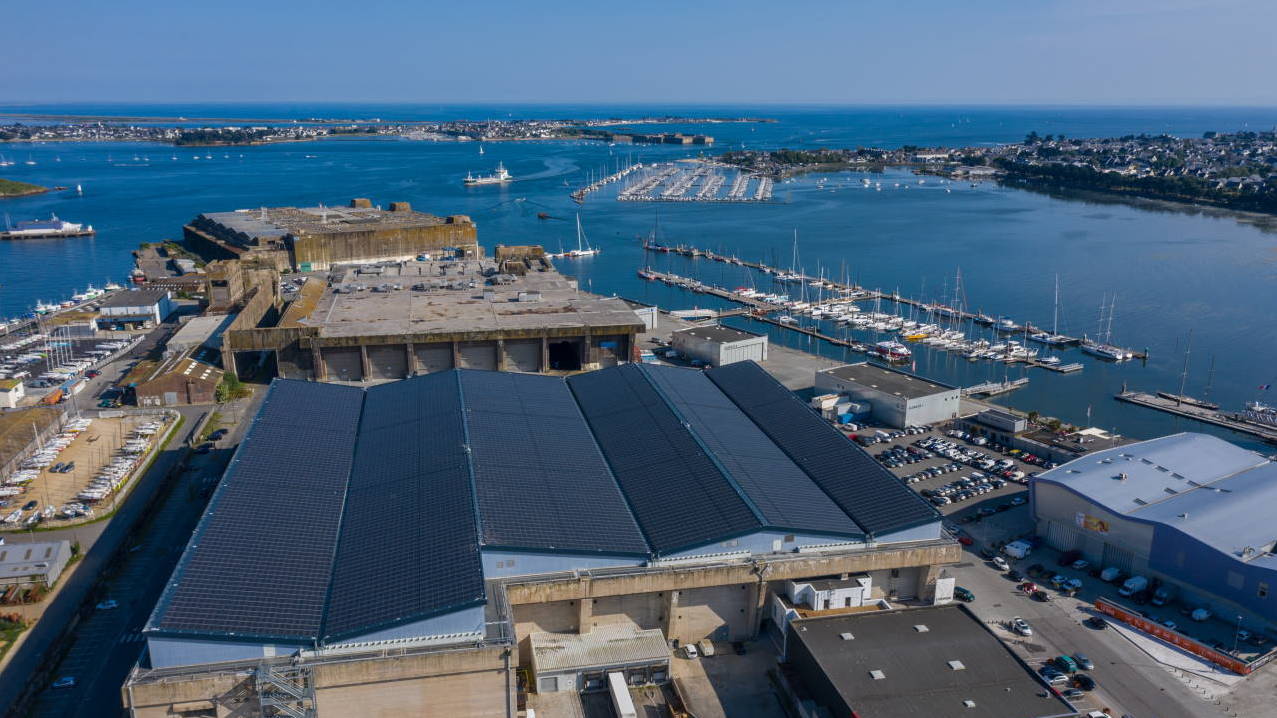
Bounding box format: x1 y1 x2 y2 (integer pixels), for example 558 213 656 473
954 550 1230 718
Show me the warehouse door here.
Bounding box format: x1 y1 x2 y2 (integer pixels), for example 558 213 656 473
548 340 581 370
504 340 541 373
1102 543 1135 574
538 676 559 693
321 347 363 382
163 391 178 406
457 342 498 370
415 344 453 374
366 345 408 381
1047 521 1084 552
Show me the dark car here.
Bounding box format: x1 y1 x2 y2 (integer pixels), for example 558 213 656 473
86 370 101 378
1032 590 1051 602
1084 616 1108 630
954 586 975 602
1073 673 1097 691
1006 569 1023 582
22 500 38 511
61 461 75 473
195 443 213 455
209 428 229 440
49 462 65 473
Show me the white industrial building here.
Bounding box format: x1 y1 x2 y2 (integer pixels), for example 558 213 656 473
0 379 24 409
0 540 72 588
814 363 960 428
1032 433 1277 631
669 324 768 367
95 289 176 331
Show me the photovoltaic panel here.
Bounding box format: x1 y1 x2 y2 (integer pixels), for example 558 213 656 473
460 371 648 556
706 362 940 536
568 364 762 555
150 380 365 641
324 372 484 641
642 365 861 538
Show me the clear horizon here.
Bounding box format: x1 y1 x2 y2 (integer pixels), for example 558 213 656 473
6 0 1274 105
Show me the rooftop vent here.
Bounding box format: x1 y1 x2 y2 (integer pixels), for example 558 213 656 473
913 624 930 633
948 660 966 671
839 632 854 641
869 670 886 680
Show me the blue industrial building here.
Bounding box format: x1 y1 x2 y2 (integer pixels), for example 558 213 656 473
1031 432 1277 629
144 361 943 669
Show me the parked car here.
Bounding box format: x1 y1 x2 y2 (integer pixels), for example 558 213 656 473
96 599 119 611
51 677 76 689
1062 688 1085 700
682 643 699 659
1074 673 1097 691
1073 653 1094 670
1084 616 1108 630
954 586 975 602
991 556 1010 571
1053 655 1079 673
1006 569 1023 582
1011 617 1033 636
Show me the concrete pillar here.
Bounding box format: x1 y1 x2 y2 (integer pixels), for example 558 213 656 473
496 339 506 372
405 342 416 376
577 598 593 634
743 582 765 639
919 563 944 600
311 346 325 381
222 347 238 379
664 590 681 642
359 344 371 381
540 337 549 372
452 341 462 369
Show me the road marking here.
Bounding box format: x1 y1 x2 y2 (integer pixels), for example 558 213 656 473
117 632 145 645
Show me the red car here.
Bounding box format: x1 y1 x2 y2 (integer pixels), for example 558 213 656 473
958 536 974 546
86 370 101 378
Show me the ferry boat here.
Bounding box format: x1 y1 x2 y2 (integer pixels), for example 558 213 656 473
463 162 513 186
1 214 95 240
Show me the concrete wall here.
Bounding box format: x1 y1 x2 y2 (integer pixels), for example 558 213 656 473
289 220 478 272
147 636 308 669
481 550 642 579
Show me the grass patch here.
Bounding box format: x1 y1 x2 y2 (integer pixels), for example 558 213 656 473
0 178 47 197
0 614 30 662
198 411 224 442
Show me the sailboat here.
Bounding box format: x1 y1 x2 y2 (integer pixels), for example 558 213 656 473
775 230 804 282
1029 274 1075 345
549 215 600 259
1081 294 1132 361
478 144 485 155
1157 331 1220 409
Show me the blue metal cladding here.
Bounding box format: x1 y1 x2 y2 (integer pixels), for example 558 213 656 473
706 361 940 536
459 370 649 556
151 380 365 641
641 364 861 538
324 372 485 641
568 364 763 554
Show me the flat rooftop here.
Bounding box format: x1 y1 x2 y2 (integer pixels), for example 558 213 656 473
790 605 1074 718
672 323 763 344
819 362 956 399
97 289 169 309
292 259 644 339
199 205 468 239
531 625 669 674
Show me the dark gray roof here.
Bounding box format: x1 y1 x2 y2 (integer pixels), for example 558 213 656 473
819 362 957 399
97 288 170 308
672 324 763 344
707 361 939 537
790 605 1075 718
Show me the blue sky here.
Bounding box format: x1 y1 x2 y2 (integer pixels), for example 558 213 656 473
4 0 1274 104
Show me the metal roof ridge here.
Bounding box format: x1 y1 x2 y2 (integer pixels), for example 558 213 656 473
454 370 487 552
634 363 769 530
316 382 371 646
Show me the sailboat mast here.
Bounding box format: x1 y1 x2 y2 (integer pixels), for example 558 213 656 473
1052 274 1060 336
1177 329 1193 405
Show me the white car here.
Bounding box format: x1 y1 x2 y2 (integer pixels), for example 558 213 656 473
992 556 1010 572
1011 617 1033 636
682 643 699 659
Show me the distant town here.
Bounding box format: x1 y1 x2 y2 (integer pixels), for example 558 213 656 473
0 114 767 147
719 130 1277 214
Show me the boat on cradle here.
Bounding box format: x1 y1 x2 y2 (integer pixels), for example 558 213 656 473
1 214 95 240
463 162 513 185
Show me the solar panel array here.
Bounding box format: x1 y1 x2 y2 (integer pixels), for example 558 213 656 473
324 373 485 641
151 380 364 640
460 371 649 556
643 365 861 538
568 364 763 554
706 361 940 536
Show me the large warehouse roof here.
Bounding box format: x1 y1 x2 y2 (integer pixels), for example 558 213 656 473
1035 433 1277 562
149 362 939 645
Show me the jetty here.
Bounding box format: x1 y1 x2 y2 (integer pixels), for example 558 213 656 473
963 377 1030 397
641 241 1145 361
618 163 773 203
1116 390 1277 445
571 162 643 203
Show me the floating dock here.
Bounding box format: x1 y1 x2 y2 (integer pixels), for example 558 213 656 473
1115 391 1277 445
618 163 773 203
963 378 1030 397
571 162 643 202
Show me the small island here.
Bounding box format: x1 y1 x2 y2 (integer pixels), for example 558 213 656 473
0 178 48 198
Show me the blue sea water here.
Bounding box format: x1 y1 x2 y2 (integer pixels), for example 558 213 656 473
2 104 1276 448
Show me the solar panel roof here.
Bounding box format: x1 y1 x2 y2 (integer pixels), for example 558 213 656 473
568 364 764 554
707 361 940 537
324 373 485 641
642 364 860 538
150 380 365 641
459 370 648 556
